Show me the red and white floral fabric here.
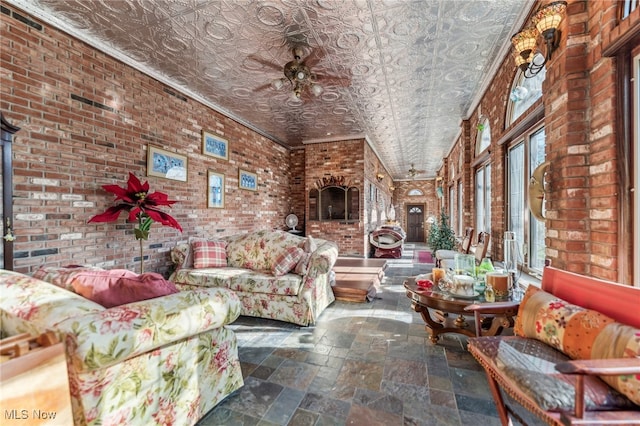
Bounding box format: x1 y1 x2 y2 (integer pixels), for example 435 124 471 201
171 230 338 326
0 269 243 426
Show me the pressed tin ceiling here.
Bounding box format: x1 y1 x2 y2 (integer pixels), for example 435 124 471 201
7 0 530 180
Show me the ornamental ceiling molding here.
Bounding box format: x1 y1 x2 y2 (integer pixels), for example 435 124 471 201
5 0 531 180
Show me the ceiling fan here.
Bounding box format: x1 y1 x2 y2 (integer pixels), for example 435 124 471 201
251 46 348 100
271 47 323 99
407 163 426 179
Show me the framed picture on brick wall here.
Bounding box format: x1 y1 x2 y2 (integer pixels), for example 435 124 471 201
147 145 187 182
202 130 228 160
238 169 257 191
207 171 225 208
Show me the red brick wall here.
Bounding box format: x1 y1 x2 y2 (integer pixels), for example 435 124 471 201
439 0 634 281
289 148 306 232
1 5 292 274
2 1 634 279
304 139 366 256
393 180 439 243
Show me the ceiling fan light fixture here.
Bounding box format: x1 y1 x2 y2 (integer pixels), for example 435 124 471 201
311 84 323 96
274 46 324 99
271 78 285 90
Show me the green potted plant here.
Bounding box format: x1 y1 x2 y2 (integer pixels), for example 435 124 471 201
427 208 456 253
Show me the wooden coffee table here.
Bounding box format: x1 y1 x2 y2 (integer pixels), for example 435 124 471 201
404 277 518 344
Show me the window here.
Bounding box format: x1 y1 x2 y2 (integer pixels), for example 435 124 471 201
458 181 463 236
622 0 638 19
634 52 639 285
507 127 546 275
476 117 491 154
449 185 456 234
407 189 424 196
507 68 545 125
475 164 491 235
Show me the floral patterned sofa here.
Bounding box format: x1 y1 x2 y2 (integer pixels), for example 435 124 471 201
0 269 244 426
170 230 339 326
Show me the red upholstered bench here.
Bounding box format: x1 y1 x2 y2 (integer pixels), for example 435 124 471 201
466 266 640 425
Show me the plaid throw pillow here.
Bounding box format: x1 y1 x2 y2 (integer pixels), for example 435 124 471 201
193 240 227 269
272 247 304 277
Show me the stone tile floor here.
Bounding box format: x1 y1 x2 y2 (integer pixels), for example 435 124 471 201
198 244 543 425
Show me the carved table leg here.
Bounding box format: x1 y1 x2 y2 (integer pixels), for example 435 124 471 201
454 314 468 328
411 301 444 343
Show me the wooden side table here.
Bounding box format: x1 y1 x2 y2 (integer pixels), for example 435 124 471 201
404 277 519 343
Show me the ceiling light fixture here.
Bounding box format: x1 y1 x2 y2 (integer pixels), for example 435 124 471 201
511 1 567 78
272 47 323 99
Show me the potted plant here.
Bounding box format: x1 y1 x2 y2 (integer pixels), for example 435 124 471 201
427 208 456 253
88 173 182 274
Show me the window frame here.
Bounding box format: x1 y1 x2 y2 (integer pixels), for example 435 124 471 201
475 162 491 236
506 123 546 277
633 51 639 285
506 68 545 127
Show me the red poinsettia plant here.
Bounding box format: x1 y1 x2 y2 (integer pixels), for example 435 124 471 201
89 172 182 273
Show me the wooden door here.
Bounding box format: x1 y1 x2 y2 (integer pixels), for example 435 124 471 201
406 204 425 242
1 113 19 270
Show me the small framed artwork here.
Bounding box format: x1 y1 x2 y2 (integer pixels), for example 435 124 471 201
207 171 225 208
238 169 257 191
147 145 187 182
202 130 228 160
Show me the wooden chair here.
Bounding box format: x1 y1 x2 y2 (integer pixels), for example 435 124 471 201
473 231 490 263
466 267 640 425
435 227 474 267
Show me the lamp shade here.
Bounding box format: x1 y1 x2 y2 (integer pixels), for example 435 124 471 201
511 28 539 56
532 1 567 35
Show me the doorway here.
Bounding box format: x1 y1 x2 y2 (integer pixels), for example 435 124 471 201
406 204 425 242
1 113 19 270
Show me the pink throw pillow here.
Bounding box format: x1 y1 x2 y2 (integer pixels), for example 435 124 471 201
71 270 178 308
98 273 178 308
71 269 137 299
193 240 227 268
272 247 304 277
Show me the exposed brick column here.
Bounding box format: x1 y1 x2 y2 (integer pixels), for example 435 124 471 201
544 0 620 279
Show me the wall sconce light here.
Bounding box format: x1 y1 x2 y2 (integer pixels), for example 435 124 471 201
376 173 385 182
389 185 395 191
511 1 567 78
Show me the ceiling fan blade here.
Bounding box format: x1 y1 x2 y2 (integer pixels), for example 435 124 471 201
314 74 351 88
246 55 282 72
253 82 274 92
301 48 325 68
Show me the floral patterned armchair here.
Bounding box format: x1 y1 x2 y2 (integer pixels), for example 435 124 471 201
0 269 243 426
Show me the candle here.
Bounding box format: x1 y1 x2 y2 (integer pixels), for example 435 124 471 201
432 267 445 284
486 273 510 298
